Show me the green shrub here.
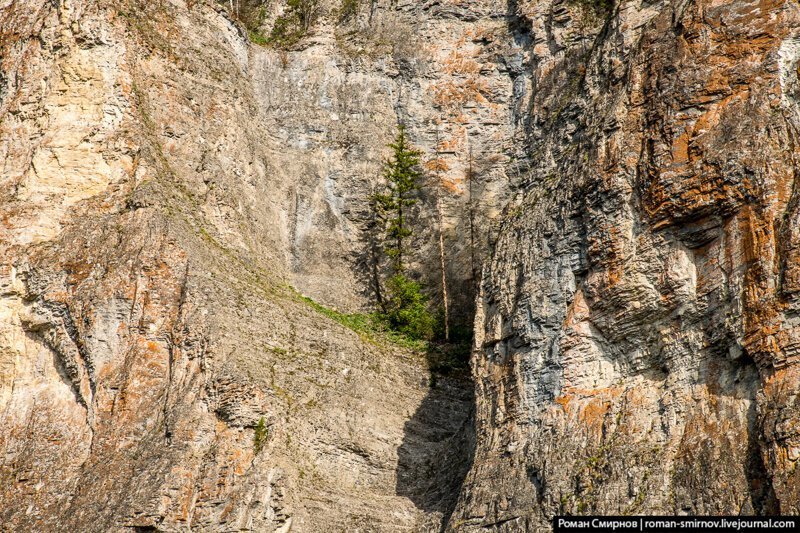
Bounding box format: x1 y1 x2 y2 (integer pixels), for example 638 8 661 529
381 274 435 341
253 416 268 454
568 0 614 17
248 28 269 45
216 0 270 44
269 0 320 47
294 291 426 350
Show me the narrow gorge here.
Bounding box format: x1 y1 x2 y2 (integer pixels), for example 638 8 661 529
1 0 799 531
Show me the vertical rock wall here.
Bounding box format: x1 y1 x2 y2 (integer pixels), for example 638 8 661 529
456 0 800 529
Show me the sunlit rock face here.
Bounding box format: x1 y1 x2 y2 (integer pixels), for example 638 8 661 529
0 0 520 530
457 0 800 529
1 0 799 531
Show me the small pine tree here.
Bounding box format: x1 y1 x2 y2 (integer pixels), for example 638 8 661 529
373 125 423 273
371 125 434 340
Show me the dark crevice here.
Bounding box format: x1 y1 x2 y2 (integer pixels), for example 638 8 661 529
395 368 475 532
746 399 778 515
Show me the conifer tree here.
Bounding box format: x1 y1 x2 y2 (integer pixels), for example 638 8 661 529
371 125 434 340
373 125 423 273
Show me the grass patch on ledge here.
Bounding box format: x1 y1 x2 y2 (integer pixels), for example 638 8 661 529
293 291 428 352
248 29 269 46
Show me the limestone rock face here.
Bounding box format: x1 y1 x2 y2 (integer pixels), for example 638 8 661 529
0 0 479 530
2 0 800 531
457 0 800 529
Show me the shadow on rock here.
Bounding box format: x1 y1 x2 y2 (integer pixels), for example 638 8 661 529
396 343 476 532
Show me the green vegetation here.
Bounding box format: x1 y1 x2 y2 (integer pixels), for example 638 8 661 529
269 0 320 47
373 125 423 273
370 125 436 341
248 28 269 46
214 0 270 44
253 416 268 454
297 290 472 384
382 274 435 341
292 124 471 375
241 1 270 30
214 0 320 47
568 0 614 21
297 293 427 350
300 294 374 333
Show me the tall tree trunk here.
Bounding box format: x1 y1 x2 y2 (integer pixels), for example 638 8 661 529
397 199 403 273
434 127 450 341
467 142 477 294
369 195 385 311
437 195 449 341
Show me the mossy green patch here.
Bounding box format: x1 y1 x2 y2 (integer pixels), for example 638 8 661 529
292 291 427 352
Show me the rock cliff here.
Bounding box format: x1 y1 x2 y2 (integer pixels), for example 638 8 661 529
1 0 799 531
458 0 800 529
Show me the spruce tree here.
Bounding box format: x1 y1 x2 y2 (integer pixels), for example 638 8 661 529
371 125 434 340
374 125 422 273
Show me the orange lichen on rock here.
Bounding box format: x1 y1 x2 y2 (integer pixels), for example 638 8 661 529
554 386 624 438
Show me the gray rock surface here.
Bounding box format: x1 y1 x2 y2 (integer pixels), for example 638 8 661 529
1 0 799 531
0 0 480 530
456 0 800 529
